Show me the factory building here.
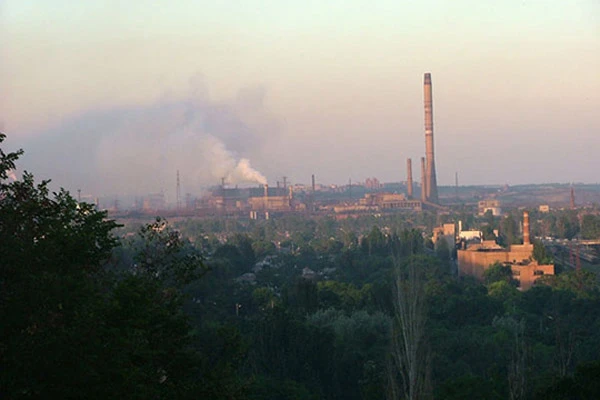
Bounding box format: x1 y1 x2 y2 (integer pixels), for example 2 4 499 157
360 192 422 210
199 183 306 215
365 177 383 190
333 192 422 215
457 212 554 290
432 223 456 246
247 185 297 212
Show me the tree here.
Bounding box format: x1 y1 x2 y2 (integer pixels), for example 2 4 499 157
500 214 520 246
581 214 600 240
0 133 23 183
308 309 392 400
434 238 452 271
0 135 121 398
535 361 600 399
556 212 579 240
532 239 553 264
286 277 319 313
483 209 496 230
493 317 527 400
484 262 517 286
481 224 497 241
131 216 207 285
229 233 257 266
0 135 210 399
388 260 432 400
361 226 388 256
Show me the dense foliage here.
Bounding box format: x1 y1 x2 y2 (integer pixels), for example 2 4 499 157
2 133 600 399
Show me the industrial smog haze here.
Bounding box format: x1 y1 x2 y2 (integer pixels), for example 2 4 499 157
1 1 599 201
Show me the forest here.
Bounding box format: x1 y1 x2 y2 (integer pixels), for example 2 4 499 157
2 133 600 399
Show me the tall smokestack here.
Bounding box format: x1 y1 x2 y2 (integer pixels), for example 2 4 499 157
264 184 269 198
523 211 530 245
420 157 427 203
570 186 575 209
312 174 316 193
406 158 413 198
424 73 438 203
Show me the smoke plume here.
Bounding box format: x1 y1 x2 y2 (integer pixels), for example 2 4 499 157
203 135 267 185
19 83 277 202
230 159 267 185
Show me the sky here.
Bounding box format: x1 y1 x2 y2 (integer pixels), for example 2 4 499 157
1 0 599 200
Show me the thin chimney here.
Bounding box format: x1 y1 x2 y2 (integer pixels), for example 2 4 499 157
406 158 413 198
570 186 575 209
523 211 530 245
423 73 438 202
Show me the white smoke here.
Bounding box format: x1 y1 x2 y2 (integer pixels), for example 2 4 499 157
93 126 268 196
20 83 277 199
229 158 267 185
198 134 267 185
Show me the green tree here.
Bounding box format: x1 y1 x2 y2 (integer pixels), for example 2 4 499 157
481 224 497 241
229 233 257 266
532 239 554 264
556 212 579 240
131 217 207 285
361 226 388 256
500 214 520 246
0 135 121 398
484 262 517 286
0 135 228 399
0 133 23 182
389 260 432 400
581 214 600 240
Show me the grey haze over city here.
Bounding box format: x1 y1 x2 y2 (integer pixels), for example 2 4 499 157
1 1 599 200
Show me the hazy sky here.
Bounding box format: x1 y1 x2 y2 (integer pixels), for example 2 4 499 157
1 0 599 198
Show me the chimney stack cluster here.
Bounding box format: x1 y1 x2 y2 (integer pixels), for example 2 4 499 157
404 73 440 204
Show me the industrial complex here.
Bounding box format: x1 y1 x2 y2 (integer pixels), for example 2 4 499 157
456 212 555 290
98 73 599 291
119 73 441 218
